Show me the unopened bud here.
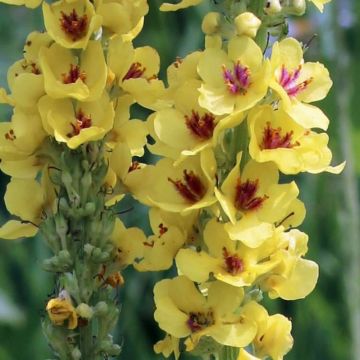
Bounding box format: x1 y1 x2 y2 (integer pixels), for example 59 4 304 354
76 303 94 319
71 348 81 360
265 0 282 14
284 0 306 15
235 12 262 38
94 301 108 316
202 12 221 35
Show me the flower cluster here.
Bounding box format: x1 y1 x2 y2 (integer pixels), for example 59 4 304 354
0 0 341 359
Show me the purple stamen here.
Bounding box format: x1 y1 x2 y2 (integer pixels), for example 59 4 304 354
279 65 312 97
222 61 251 95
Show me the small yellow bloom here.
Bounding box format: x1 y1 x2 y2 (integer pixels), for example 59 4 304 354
160 0 202 11
270 37 332 130
145 149 217 214
107 37 166 110
154 334 180 360
215 154 305 247
110 218 145 268
176 219 281 287
39 41 107 101
96 0 149 36
248 105 345 174
248 304 293 360
43 0 102 49
260 229 319 300
46 291 78 330
135 208 193 271
152 80 224 160
154 276 257 350
38 93 114 149
198 35 270 115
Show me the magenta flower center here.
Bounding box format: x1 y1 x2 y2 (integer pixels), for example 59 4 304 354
222 61 251 94
279 65 313 97
187 310 214 333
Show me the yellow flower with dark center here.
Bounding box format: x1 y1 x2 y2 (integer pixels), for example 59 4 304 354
176 219 281 287
145 149 217 214
154 276 258 350
248 105 345 174
38 93 114 149
43 0 101 49
198 35 270 115
270 37 332 130
215 154 305 247
39 41 107 101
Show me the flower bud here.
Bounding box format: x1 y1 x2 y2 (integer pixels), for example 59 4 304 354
94 301 108 316
76 303 94 319
201 12 221 35
235 12 262 38
265 0 282 14
284 0 306 15
71 348 81 360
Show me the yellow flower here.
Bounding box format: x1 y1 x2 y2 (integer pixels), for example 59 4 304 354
39 40 107 101
270 37 332 130
96 0 148 36
106 95 148 156
176 219 281 287
38 93 114 149
110 218 145 268
107 36 166 110
198 35 270 115
153 80 224 160
43 0 102 49
146 149 217 214
246 303 293 360
309 0 331 12
248 105 345 174
0 178 47 240
154 334 180 360
0 109 46 161
167 51 201 95
215 154 305 247
154 276 257 350
260 229 319 300
46 291 78 330
160 0 202 11
135 208 196 271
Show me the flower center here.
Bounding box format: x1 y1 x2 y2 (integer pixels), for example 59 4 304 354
222 61 251 95
158 223 168 237
60 9 88 42
234 178 268 211
5 129 16 141
67 109 92 137
223 247 244 275
168 170 206 203
261 122 299 149
279 65 313 97
128 161 141 172
123 62 146 81
62 64 86 84
185 110 216 140
187 310 215 333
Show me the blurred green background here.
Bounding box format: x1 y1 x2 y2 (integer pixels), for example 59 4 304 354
0 0 359 359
